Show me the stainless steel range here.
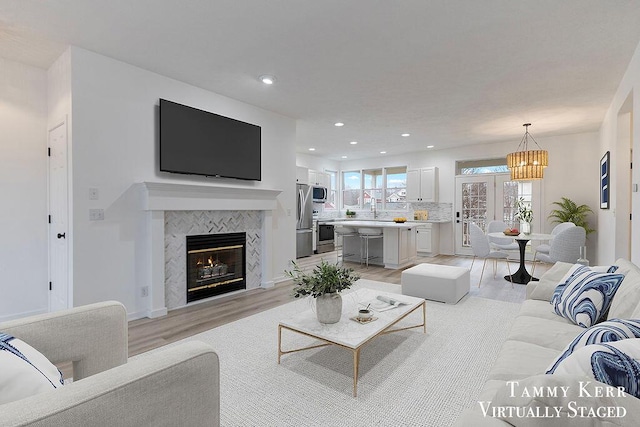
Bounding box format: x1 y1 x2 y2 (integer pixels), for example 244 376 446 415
316 220 335 253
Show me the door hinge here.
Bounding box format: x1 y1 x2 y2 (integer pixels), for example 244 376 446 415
49 281 52 291
48 215 51 224
47 147 51 157
631 162 633 170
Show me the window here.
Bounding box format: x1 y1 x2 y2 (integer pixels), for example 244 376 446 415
341 167 407 210
363 169 383 211
385 166 407 210
342 171 360 209
457 158 509 175
325 170 337 209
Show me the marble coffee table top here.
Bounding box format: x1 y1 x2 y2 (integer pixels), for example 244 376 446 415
279 288 424 349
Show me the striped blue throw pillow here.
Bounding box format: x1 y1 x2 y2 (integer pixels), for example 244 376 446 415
546 318 640 374
551 265 625 328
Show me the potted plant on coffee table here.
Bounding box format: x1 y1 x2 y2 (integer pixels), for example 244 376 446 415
285 260 360 324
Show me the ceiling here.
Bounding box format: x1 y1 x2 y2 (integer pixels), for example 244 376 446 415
2 0 640 161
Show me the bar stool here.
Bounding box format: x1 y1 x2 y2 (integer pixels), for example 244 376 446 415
358 227 383 267
334 226 357 264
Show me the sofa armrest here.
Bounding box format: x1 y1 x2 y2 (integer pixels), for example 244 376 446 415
0 301 127 380
0 341 220 427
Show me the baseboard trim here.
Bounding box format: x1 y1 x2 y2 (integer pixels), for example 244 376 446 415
0 308 48 323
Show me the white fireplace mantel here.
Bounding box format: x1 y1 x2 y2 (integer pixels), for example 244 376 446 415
135 182 283 319
138 181 282 211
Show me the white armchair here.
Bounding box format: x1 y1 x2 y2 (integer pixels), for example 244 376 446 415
531 226 586 275
0 302 220 426
486 220 519 252
469 223 513 288
532 222 575 264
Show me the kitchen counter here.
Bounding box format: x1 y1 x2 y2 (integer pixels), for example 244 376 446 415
332 221 417 269
332 220 418 229
326 218 450 224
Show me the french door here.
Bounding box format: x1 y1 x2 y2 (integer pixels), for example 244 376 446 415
455 174 533 256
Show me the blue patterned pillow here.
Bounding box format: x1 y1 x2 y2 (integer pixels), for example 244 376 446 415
551 264 619 304
551 338 640 399
546 318 640 374
0 332 64 404
551 265 625 328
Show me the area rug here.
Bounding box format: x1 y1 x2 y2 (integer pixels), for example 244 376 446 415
138 280 520 426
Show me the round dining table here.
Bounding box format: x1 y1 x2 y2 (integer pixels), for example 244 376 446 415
487 232 553 284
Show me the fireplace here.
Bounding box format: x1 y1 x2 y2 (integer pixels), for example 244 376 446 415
186 232 246 303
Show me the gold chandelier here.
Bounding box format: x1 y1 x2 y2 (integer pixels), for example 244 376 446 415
506 123 548 180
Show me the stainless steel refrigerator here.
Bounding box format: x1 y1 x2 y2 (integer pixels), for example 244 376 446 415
296 183 313 258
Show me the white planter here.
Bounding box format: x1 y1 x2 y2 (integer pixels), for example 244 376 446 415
316 293 342 324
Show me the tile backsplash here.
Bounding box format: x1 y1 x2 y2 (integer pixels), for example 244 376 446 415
318 202 452 222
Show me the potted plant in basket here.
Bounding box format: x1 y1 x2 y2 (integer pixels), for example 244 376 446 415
285 260 360 324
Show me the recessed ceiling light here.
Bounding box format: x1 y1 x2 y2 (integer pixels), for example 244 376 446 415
341 155 347 159
380 151 387 154
334 122 344 127
308 148 316 151
427 145 434 148
350 141 358 145
259 75 276 85
401 133 410 137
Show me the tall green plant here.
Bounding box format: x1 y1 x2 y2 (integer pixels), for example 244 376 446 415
548 197 595 235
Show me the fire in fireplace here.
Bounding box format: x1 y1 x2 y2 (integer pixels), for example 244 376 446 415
186 232 246 303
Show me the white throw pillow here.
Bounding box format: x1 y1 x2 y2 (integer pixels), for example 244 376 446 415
546 319 640 374
0 332 64 404
551 338 640 399
551 265 625 328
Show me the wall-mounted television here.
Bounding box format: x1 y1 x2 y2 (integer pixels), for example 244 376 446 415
159 99 261 181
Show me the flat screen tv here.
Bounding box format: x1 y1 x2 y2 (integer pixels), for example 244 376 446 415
159 99 261 181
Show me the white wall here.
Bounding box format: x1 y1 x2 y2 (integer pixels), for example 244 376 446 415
296 152 340 173
597 39 640 266
68 47 296 316
0 58 49 320
340 132 600 259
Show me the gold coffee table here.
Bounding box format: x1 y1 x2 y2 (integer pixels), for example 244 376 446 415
278 288 426 396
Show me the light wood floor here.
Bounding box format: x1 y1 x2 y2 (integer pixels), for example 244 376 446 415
128 252 550 357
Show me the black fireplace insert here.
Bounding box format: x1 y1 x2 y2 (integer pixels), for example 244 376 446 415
186 232 246 303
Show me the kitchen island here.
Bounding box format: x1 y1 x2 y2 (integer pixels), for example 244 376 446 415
332 220 418 269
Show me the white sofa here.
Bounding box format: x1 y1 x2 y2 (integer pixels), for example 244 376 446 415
455 258 640 426
0 301 220 426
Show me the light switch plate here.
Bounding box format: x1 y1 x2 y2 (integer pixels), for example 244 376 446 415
89 188 99 200
89 209 104 221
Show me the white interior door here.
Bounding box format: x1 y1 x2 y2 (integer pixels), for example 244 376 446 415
48 120 70 312
454 175 496 255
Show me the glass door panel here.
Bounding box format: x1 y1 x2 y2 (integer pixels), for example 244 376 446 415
455 175 495 255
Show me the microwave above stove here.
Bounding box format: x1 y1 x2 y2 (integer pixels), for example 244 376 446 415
312 186 327 203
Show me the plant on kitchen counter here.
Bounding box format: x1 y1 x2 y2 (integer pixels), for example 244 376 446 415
346 209 356 218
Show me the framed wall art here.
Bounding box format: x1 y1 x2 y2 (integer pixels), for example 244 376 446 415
600 151 610 209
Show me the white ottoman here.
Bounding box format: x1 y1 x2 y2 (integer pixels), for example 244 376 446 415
401 263 470 304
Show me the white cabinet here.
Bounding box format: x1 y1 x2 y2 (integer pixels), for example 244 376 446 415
406 167 438 202
308 170 330 188
416 223 440 255
383 227 416 268
296 166 309 184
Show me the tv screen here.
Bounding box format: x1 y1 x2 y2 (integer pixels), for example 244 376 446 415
159 99 261 181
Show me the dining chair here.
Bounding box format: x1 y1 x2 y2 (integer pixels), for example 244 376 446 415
531 226 586 276
469 223 513 288
486 220 519 253
532 222 575 265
